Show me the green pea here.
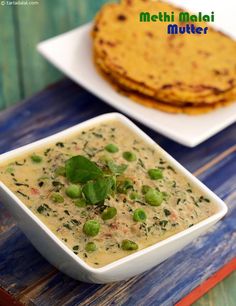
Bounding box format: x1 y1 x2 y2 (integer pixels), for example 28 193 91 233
101 207 117 220
74 198 86 207
145 188 163 206
122 151 137 162
55 166 66 177
50 192 64 203
148 168 163 180
85 242 97 252
129 192 140 201
117 179 133 194
133 208 147 222
65 184 82 198
121 239 138 251
83 220 100 237
31 154 42 163
105 143 119 153
141 185 152 194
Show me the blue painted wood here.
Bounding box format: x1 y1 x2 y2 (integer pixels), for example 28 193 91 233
0 78 235 305
0 79 235 170
0 227 53 295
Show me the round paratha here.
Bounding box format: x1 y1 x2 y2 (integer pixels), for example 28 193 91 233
93 0 236 104
96 62 234 115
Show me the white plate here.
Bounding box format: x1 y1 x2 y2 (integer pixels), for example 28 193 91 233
37 0 236 147
0 113 228 283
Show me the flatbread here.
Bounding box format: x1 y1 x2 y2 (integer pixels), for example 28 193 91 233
96 62 234 115
93 0 236 104
123 89 233 115
95 54 236 105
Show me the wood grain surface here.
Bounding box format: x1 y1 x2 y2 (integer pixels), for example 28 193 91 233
0 79 235 306
0 0 114 110
178 259 236 306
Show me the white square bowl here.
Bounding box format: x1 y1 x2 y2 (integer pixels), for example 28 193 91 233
0 113 228 283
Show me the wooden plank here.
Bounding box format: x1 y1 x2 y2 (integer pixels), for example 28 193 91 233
0 287 23 306
16 0 114 104
0 79 235 305
0 226 54 295
0 6 21 109
177 259 236 306
194 272 236 306
0 80 235 169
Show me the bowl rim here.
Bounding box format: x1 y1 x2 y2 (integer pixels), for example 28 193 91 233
0 112 228 274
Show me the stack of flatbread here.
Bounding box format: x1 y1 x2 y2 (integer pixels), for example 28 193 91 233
92 0 236 114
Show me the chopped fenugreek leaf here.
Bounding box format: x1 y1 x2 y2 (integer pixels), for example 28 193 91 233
31 154 42 163
164 209 171 217
50 193 64 203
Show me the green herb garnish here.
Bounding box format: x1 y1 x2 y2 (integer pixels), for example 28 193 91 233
82 177 113 205
6 166 15 174
164 209 171 216
50 193 64 203
74 198 87 208
129 191 140 201
31 154 42 163
141 185 151 194
159 220 168 227
117 179 133 194
65 155 103 183
37 203 51 214
56 142 64 147
63 223 72 230
167 165 176 173
107 160 128 175
55 166 66 177
137 158 145 168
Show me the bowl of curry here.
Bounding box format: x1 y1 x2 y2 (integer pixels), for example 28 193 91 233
0 113 227 283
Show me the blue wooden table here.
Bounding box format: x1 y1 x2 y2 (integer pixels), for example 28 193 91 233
0 79 235 306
